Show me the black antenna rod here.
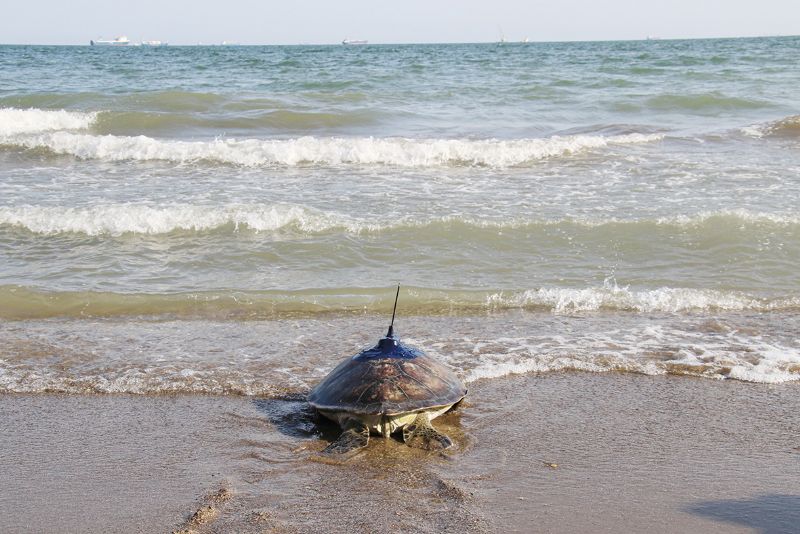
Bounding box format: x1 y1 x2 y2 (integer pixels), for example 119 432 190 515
387 284 400 338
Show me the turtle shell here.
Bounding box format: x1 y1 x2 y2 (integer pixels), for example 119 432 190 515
308 334 467 416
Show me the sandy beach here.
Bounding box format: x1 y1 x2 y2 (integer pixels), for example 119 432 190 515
2 372 798 533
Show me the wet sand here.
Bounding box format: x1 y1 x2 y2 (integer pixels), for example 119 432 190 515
1 373 798 533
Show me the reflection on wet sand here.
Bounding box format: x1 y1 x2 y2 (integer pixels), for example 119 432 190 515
2 373 798 533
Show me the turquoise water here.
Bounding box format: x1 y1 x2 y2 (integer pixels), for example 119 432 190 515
1 38 799 391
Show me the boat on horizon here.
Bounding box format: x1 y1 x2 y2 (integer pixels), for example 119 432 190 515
342 38 368 45
141 40 168 47
90 36 130 46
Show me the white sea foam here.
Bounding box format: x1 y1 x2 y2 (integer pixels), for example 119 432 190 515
3 203 799 237
740 124 766 138
655 209 800 227
486 281 798 314
463 356 615 382
0 107 97 135
0 203 366 235
460 350 800 385
442 326 800 385
2 315 799 394
2 130 663 167
721 338 800 384
0 364 281 395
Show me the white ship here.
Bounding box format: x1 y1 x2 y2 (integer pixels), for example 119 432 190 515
141 40 167 47
342 38 367 45
90 36 130 46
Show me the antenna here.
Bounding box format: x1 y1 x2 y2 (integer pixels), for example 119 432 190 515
387 284 400 338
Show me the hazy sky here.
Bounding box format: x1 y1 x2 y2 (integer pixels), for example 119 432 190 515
2 0 799 45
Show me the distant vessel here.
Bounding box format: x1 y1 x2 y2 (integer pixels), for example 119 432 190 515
141 40 167 47
342 39 367 45
90 36 130 46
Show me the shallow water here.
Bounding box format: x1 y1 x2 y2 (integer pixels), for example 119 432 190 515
2 312 799 396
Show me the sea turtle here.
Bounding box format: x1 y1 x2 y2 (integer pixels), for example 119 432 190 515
308 287 467 455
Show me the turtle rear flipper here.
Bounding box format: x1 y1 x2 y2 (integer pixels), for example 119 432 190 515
323 420 369 455
403 412 453 450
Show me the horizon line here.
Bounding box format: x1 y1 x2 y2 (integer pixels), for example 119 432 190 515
0 33 798 47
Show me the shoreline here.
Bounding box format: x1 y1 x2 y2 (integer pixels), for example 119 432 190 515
2 373 798 533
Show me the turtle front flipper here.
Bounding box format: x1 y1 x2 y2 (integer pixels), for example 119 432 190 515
323 419 369 455
403 412 453 450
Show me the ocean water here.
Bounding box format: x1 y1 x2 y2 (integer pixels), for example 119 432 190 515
1 38 799 392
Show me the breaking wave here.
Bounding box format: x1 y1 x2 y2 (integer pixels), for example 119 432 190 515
1 203 798 236
741 114 800 138
1 131 662 167
0 203 800 236
0 108 663 167
0 203 357 235
1 284 798 320
484 285 800 314
0 107 97 135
